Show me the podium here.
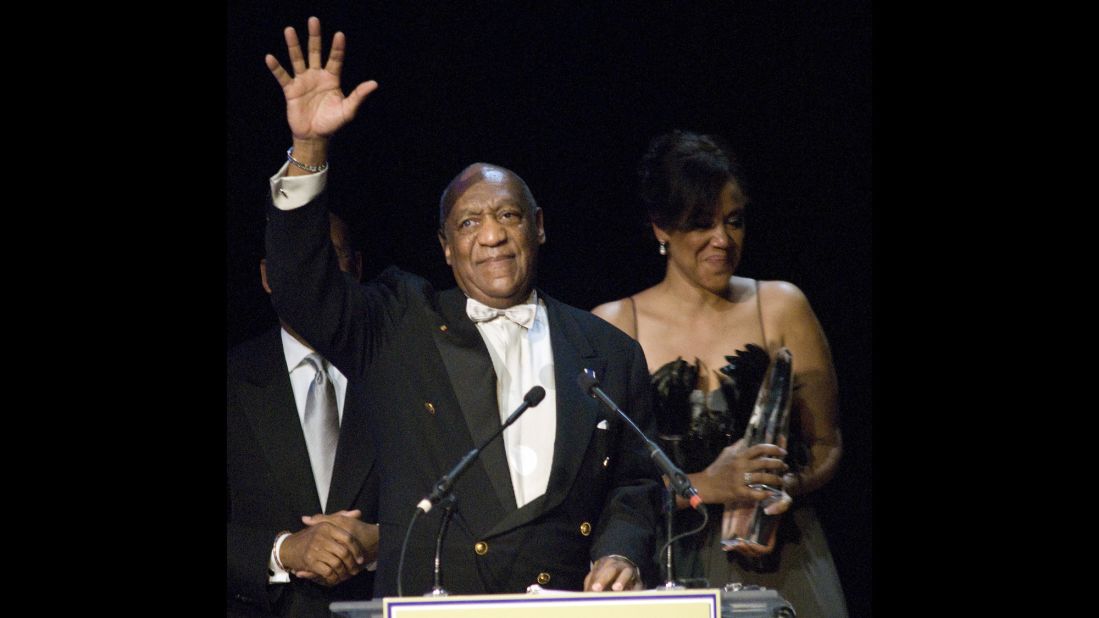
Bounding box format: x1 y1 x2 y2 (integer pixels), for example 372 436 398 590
331 587 794 618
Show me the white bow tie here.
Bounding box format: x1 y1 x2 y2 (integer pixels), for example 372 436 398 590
466 297 537 328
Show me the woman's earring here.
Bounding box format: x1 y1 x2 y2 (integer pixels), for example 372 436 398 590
658 241 668 256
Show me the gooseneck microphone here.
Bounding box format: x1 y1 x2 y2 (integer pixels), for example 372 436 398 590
398 385 546 597
416 385 546 513
577 370 703 509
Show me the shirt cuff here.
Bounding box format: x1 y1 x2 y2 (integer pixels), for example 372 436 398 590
267 532 292 584
267 556 290 584
269 161 327 210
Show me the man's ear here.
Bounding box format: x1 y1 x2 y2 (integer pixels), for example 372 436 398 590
438 229 453 265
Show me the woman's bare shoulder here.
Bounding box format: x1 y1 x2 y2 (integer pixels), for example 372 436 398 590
757 279 811 310
592 297 628 320
592 286 661 337
757 279 827 343
591 297 636 337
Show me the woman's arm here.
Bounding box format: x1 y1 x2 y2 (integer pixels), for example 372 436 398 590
764 281 843 498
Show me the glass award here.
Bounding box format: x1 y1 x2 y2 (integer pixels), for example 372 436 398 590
722 347 793 550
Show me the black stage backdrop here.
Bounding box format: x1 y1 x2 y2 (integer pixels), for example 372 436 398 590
226 2 872 615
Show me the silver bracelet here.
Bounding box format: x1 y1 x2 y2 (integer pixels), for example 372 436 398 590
287 146 329 173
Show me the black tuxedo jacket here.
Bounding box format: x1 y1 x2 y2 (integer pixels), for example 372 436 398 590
227 327 380 616
266 195 661 597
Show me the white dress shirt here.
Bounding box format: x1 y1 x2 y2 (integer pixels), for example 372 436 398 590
470 294 558 509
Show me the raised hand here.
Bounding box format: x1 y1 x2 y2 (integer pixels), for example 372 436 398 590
265 16 378 144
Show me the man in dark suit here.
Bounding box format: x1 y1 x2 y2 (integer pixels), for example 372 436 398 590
227 212 381 617
261 17 661 597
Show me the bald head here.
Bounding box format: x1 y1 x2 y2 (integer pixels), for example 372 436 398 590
438 163 538 230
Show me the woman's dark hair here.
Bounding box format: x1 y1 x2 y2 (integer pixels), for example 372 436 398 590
638 130 746 231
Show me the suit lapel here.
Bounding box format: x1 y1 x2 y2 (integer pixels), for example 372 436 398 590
325 378 376 514
486 293 604 537
238 330 324 516
430 288 518 517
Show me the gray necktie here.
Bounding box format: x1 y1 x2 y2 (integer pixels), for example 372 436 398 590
302 353 339 511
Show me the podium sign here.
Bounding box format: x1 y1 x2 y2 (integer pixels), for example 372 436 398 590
362 589 720 618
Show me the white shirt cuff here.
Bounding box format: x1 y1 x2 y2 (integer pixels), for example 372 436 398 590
267 532 292 584
270 161 327 210
267 554 290 584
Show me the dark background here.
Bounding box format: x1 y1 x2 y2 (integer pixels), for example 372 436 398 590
227 2 872 615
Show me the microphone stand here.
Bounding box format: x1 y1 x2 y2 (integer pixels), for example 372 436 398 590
427 495 457 597
656 485 685 590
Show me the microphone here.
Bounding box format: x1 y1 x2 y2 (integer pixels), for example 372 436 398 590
577 370 703 510
416 385 546 513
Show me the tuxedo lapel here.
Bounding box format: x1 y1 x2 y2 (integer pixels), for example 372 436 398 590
485 293 604 537
326 379 376 514
430 288 518 517
237 330 324 516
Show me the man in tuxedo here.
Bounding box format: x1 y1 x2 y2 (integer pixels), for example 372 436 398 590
227 212 381 617
261 17 661 597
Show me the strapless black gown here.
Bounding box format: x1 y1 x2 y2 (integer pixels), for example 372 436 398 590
651 346 849 617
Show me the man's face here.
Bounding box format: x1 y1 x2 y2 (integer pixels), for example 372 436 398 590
439 167 545 309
